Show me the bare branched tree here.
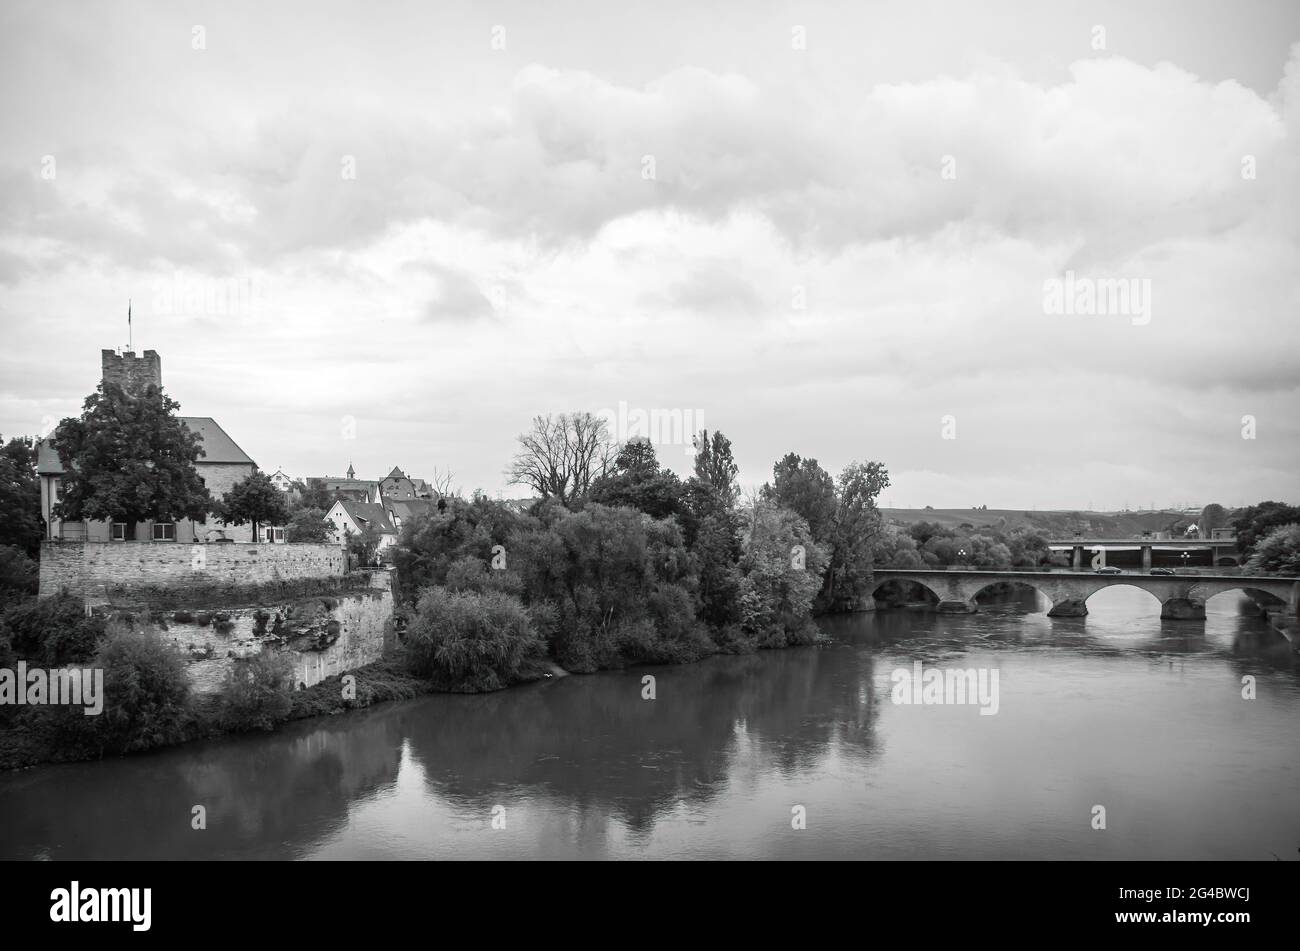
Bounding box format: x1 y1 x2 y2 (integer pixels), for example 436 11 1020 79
508 412 617 505
427 466 462 499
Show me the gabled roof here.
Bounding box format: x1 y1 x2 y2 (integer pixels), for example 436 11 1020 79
384 466 407 480
337 500 396 534
182 417 256 465
385 498 437 522
36 416 254 475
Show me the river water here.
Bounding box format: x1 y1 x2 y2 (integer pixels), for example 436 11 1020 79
2 586 1297 860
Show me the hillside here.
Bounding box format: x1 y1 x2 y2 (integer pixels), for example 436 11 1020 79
878 507 1203 537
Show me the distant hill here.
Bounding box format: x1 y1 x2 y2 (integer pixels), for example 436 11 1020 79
878 508 1200 538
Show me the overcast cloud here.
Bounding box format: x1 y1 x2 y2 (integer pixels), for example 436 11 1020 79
1 0 1297 509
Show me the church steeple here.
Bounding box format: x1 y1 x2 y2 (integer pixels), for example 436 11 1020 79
346 462 355 479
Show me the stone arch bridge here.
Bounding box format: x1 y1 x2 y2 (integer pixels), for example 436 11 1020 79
870 569 1300 621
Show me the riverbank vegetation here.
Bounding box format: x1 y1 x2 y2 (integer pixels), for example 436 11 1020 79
390 416 890 691
3 398 1298 767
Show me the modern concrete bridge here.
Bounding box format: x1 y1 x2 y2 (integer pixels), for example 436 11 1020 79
870 569 1300 620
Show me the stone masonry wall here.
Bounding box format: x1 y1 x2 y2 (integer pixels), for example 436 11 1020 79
39 541 345 599
163 570 394 694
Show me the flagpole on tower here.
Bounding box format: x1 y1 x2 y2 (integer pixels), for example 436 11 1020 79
128 299 133 352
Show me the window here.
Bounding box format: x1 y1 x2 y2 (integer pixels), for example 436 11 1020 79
111 523 127 541
153 523 176 541
264 527 285 543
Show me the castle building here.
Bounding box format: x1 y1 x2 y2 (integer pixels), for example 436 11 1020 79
38 349 263 543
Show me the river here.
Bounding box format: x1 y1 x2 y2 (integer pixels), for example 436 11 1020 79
2 586 1297 860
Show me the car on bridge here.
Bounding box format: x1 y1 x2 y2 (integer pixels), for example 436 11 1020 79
1149 567 1175 576
1094 566 1123 575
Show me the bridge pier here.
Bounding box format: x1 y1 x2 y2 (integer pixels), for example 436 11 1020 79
1047 598 1088 618
937 599 976 614
1160 598 1206 620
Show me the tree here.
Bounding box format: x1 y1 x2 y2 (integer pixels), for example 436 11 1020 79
508 412 617 505
1232 501 1300 556
692 429 739 508
1199 503 1228 535
345 523 383 566
90 625 191 755
287 506 331 543
0 435 42 556
403 587 544 692
216 469 292 542
588 439 685 520
297 479 336 511
737 501 827 647
1243 523 1300 576
218 651 295 731
823 461 890 610
0 545 38 607
51 383 211 539
763 453 837 545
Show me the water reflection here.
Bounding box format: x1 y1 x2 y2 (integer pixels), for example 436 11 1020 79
1 586 1296 860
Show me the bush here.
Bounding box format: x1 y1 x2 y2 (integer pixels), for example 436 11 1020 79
217 651 295 731
0 593 106 666
403 587 544 691
1244 523 1300 575
0 545 38 608
90 625 191 754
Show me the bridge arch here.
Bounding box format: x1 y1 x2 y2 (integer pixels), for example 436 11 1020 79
970 579 1050 612
1205 586 1288 615
870 577 940 608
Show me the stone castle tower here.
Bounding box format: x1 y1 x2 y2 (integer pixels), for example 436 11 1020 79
101 349 162 396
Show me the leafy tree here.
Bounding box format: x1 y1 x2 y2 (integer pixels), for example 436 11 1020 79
0 545 38 607
403 586 544 691
298 479 337 511
508 412 616 505
1232 501 1300 556
345 523 384 566
393 494 523 597
89 625 191 755
0 592 105 665
0 435 42 556
218 651 295 731
216 469 292 541
871 526 925 568
286 506 331 543
823 461 890 610
1199 503 1228 535
763 453 837 544
737 501 827 647
588 439 685 520
510 503 705 670
692 429 739 508
1243 523 1300 575
51 383 211 539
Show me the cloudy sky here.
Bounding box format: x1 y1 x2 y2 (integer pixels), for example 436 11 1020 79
1 0 1297 510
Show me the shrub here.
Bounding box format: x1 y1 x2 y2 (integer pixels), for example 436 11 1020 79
217 651 295 732
89 625 191 754
0 593 106 666
403 586 544 691
0 545 38 608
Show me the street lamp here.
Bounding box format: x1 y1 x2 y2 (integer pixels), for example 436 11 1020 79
958 547 967 569
1180 551 1189 571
